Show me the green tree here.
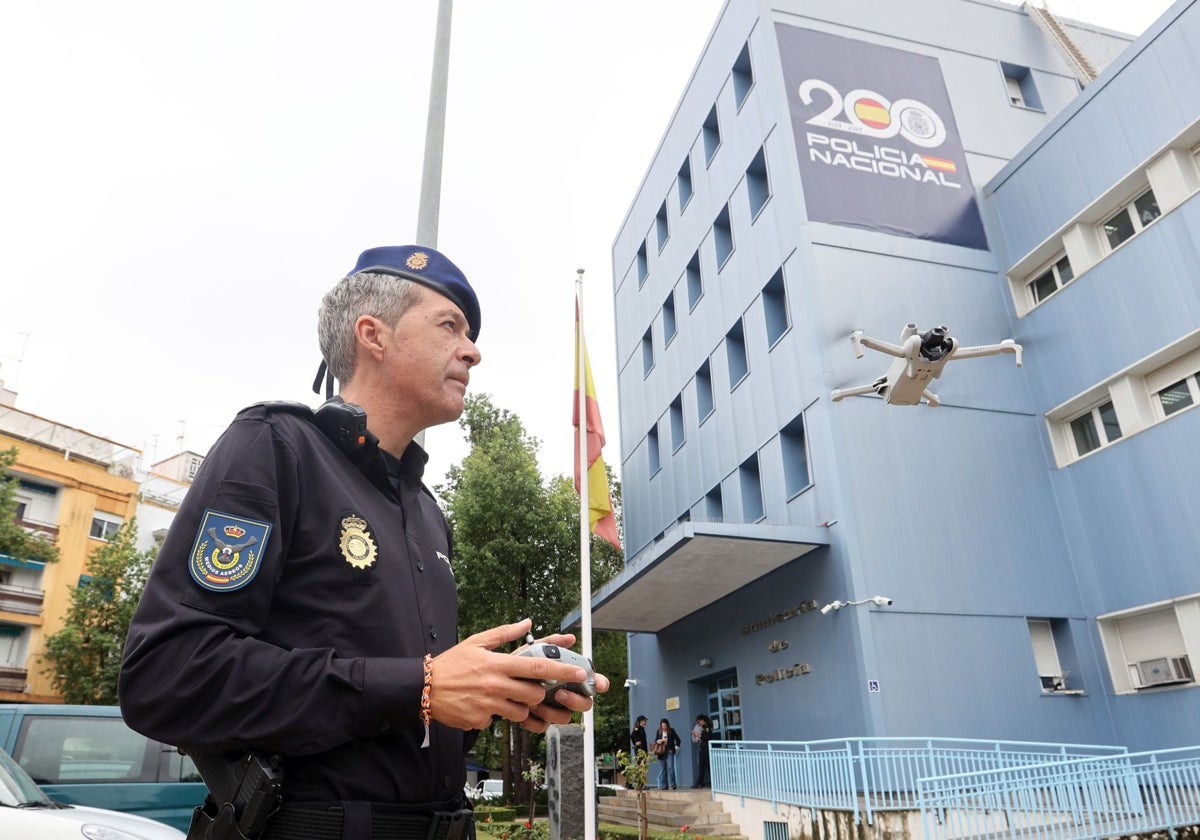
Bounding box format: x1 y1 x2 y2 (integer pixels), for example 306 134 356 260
439 394 627 800
0 447 59 564
41 519 153 704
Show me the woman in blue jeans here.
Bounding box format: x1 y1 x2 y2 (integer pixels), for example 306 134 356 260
654 717 682 789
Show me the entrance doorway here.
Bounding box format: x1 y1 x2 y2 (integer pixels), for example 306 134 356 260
704 672 742 741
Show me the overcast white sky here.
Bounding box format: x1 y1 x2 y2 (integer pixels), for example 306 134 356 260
0 0 1179 494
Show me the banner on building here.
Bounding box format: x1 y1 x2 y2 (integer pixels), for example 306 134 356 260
775 24 988 250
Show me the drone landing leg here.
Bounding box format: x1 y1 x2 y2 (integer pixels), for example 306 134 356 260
922 389 940 407
831 384 879 402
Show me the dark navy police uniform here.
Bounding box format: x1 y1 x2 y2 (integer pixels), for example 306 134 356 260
119 400 468 808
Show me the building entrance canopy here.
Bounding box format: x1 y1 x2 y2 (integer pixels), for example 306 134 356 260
563 523 828 634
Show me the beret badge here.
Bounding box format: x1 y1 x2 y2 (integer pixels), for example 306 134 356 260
405 252 430 271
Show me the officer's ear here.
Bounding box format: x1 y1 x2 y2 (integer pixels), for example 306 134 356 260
354 315 390 362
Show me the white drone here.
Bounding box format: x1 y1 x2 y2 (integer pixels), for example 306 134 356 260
830 323 1022 407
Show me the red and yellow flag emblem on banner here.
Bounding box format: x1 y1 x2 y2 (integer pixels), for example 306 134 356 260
920 154 957 173
573 306 621 551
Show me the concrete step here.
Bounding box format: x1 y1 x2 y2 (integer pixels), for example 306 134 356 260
598 790 745 838
600 800 732 825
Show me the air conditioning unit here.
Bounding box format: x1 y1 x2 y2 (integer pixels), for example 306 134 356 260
1133 655 1194 688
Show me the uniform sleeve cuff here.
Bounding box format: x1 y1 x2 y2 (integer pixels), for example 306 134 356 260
358 657 423 735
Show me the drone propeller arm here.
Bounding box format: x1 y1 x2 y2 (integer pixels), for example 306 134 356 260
831 383 882 402
853 332 909 359
948 339 1023 367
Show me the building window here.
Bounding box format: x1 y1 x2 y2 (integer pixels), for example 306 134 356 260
1000 62 1043 110
1050 336 1200 467
746 146 770 220
703 104 721 165
714 204 734 269
696 360 715 422
1028 619 1066 692
1068 400 1122 457
781 414 810 497
705 484 723 522
1146 346 1200 420
686 251 703 310
647 424 661 477
637 241 648 287
656 201 670 253
663 291 677 346
1157 374 1199 417
1028 253 1074 305
762 268 789 347
739 454 764 522
732 42 754 110
670 395 685 453
1101 189 1161 250
726 319 748 388
642 327 655 377
1101 604 1195 693
678 156 693 212
89 514 122 541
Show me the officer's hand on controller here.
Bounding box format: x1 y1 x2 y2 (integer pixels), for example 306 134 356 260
427 619 609 733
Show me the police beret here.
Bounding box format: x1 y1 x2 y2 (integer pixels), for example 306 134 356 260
349 245 480 341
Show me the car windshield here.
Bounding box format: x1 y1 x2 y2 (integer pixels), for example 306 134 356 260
0 748 56 807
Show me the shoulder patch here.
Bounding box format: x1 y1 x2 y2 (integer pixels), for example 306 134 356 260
189 510 271 592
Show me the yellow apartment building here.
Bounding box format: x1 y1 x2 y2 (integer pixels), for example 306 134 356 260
0 398 139 702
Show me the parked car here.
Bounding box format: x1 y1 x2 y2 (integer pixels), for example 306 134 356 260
0 746 184 839
0 704 206 831
471 778 504 801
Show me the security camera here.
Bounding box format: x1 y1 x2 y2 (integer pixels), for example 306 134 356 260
870 596 893 606
623 678 637 688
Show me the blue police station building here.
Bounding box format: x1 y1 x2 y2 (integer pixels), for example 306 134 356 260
577 0 1200 778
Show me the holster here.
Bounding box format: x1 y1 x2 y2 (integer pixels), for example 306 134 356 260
185 751 283 840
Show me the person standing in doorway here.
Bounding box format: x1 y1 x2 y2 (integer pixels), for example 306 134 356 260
692 714 712 788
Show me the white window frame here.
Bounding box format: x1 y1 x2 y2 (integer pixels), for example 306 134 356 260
1099 187 1161 252
1028 619 1066 691
1025 252 1074 307
1098 598 1199 694
1146 346 1200 420
89 511 124 542
1066 399 1123 459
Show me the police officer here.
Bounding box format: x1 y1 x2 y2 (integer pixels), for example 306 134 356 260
119 245 608 840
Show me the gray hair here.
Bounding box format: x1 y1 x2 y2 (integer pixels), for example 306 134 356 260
317 271 420 385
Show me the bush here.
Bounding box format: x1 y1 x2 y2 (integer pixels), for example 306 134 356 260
474 806 517 823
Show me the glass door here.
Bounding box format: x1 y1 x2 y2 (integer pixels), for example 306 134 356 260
704 673 742 742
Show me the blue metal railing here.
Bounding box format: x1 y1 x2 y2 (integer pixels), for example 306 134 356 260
918 745 1200 840
709 738 1128 826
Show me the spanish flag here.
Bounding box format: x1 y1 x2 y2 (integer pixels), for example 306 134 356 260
920 154 957 173
573 304 621 551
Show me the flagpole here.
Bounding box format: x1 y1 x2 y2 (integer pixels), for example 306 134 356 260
576 268 596 840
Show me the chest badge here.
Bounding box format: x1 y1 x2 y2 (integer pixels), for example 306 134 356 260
339 513 378 569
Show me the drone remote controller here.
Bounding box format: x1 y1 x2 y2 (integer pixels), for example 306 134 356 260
514 643 596 708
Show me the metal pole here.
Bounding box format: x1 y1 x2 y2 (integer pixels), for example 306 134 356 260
576 269 596 840
416 0 452 248
415 0 452 451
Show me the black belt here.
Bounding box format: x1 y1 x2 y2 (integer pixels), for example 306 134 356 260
263 804 474 840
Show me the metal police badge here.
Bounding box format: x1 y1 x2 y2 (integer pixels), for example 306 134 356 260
405 252 429 271
189 510 271 592
339 513 378 569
